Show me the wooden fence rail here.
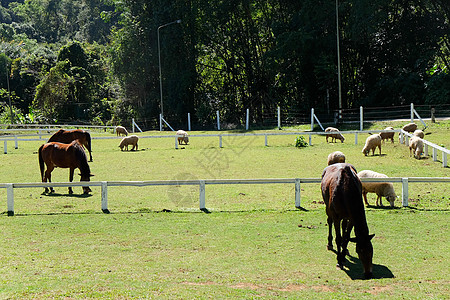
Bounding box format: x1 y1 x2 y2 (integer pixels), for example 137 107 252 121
1 177 449 216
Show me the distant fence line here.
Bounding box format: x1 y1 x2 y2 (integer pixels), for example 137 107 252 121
1 177 449 216
2 128 448 167
1 103 449 132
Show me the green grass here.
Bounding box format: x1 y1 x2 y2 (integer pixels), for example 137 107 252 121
0 120 449 298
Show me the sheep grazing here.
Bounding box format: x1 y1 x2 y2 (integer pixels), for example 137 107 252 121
327 151 346 166
324 127 345 143
402 122 417 133
413 129 424 139
176 130 189 145
357 170 397 207
380 126 395 143
119 135 139 151
115 126 128 136
409 136 424 159
362 134 382 156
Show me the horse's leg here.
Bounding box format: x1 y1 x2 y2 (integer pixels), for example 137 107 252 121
342 220 353 257
333 219 344 269
42 167 49 194
45 166 55 193
68 168 74 194
327 216 333 250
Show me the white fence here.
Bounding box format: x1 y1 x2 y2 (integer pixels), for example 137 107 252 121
1 177 449 216
2 129 448 168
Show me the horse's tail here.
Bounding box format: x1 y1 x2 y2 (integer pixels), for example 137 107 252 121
85 131 92 152
38 144 45 182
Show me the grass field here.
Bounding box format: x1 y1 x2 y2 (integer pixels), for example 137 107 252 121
0 120 449 298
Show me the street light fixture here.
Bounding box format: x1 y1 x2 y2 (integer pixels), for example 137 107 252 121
336 0 342 123
158 19 181 125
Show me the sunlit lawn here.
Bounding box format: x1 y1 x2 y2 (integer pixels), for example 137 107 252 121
0 120 448 298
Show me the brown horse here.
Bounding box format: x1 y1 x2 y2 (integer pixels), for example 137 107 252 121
321 163 375 279
39 140 94 194
48 129 93 162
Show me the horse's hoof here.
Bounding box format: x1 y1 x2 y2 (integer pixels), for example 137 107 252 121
336 263 344 270
327 245 333 251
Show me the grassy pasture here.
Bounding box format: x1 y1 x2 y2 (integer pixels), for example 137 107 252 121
0 120 449 298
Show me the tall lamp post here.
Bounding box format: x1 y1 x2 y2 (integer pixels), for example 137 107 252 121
336 0 342 123
158 19 181 129
4 61 13 124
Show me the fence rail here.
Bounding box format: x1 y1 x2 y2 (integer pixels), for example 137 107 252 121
2 177 449 216
2 128 448 168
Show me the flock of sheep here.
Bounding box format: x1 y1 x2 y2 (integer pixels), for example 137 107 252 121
114 122 427 208
114 126 189 151
326 122 425 208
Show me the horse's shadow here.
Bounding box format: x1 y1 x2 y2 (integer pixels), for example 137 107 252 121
343 254 394 280
41 192 93 199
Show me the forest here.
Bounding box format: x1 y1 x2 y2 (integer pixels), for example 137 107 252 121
0 0 449 129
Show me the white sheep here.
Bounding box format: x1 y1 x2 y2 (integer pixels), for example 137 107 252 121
413 129 424 139
409 136 424 159
119 135 139 151
402 122 417 133
380 126 395 143
324 127 345 143
115 126 128 136
362 134 382 156
176 130 189 145
357 170 397 207
327 151 346 166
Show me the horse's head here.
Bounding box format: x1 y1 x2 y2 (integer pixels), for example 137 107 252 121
79 173 94 194
350 234 375 279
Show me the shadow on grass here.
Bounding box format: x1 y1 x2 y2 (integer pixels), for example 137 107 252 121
41 192 93 199
367 205 401 210
344 254 395 280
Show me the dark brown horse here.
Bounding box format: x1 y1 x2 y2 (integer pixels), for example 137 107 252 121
48 129 93 162
39 140 94 194
321 163 375 279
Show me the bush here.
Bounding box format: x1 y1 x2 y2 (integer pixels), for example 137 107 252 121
295 136 308 148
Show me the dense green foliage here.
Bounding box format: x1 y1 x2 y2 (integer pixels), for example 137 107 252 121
0 0 449 127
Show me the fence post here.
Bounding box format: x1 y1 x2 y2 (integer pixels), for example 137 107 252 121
432 148 437 162
216 111 220 130
355 133 358 145
401 178 408 207
101 181 110 213
188 113 191 131
199 180 206 210
246 108 249 130
175 136 179 149
424 144 428 156
360 106 364 131
308 134 312 146
14 136 18 149
443 152 448 168
295 178 301 208
160 114 163 131
7 183 14 216
265 134 268 147
411 103 414 123
3 140 7 154
277 106 281 129
219 135 223 148
311 108 314 131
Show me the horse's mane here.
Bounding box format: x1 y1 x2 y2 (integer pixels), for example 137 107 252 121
72 140 91 175
334 164 370 239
